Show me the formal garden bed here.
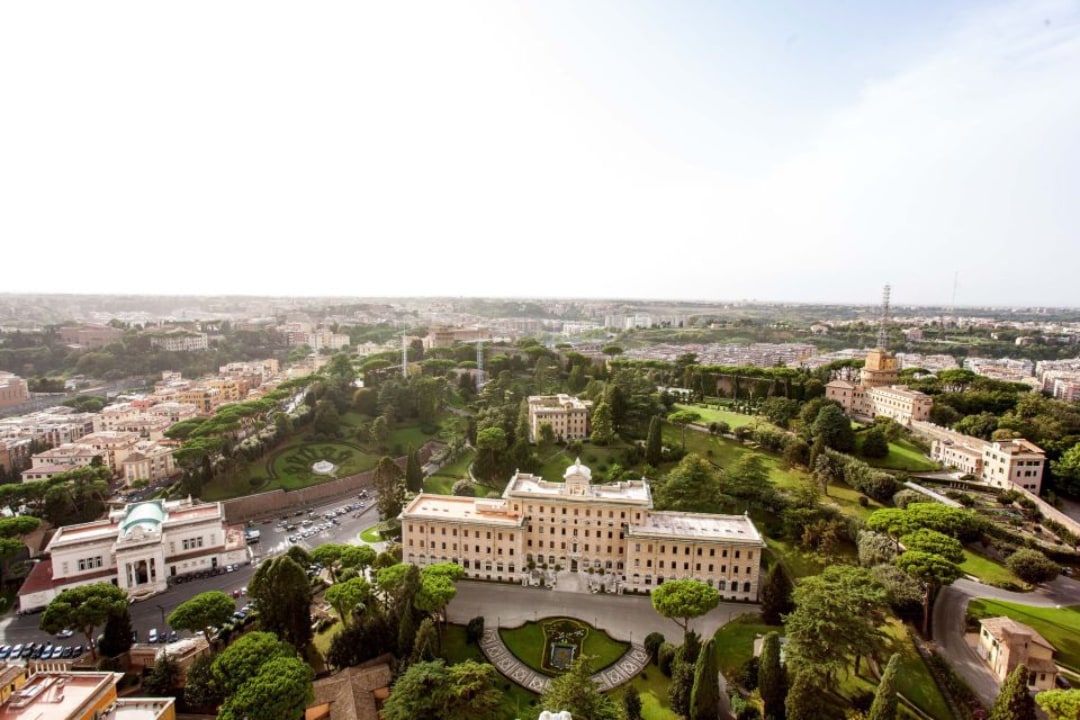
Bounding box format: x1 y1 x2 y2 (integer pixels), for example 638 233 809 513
498 617 629 677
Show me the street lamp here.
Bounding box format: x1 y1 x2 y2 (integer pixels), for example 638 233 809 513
156 604 166 627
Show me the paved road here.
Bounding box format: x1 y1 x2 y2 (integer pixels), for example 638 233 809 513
0 496 382 651
448 580 758 645
933 576 1080 706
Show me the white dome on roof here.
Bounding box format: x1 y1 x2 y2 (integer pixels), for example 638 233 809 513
563 458 591 482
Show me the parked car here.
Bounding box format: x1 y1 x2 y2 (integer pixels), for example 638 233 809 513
0 645 10 659
148 628 158 643
50 646 64 659
71 645 83 658
55 629 74 639
61 646 75 659
167 631 179 643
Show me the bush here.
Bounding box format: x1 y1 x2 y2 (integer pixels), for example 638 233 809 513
1006 548 1060 584
858 495 869 507
658 643 677 677
737 656 760 691
892 489 925 509
452 479 476 497
643 632 665 664
466 616 485 645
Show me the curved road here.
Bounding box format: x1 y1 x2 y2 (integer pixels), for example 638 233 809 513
933 576 1080 705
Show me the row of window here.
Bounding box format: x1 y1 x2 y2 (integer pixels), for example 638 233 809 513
633 559 753 574
633 544 751 560
408 540 516 556
528 506 638 520
77 556 104 571
181 536 205 551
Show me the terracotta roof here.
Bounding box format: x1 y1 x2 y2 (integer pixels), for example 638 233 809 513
980 617 1055 651
1027 656 1059 674
17 559 55 596
826 379 855 389
309 660 392 720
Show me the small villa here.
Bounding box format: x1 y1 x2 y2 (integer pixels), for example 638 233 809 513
977 616 1058 690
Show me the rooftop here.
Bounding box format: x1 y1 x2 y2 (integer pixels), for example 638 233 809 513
401 495 525 527
980 616 1055 650
109 698 175 720
629 511 766 544
505 469 651 505
0 671 118 720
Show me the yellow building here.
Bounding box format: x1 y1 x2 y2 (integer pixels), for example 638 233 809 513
527 395 593 443
401 460 765 600
978 617 1058 691
825 349 932 426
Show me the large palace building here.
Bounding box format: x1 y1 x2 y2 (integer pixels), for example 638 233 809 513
18 498 249 612
826 348 933 425
401 460 765 600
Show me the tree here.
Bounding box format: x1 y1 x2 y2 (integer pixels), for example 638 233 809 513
217 655 314 720
1007 548 1061 584
398 598 420 657
591 401 616 445
540 655 623 720
167 591 236 644
990 664 1036 720
644 632 666 664
646 415 663 466
212 631 297 695
669 651 695 717
690 637 720 720
369 415 390 447
184 654 223 710
785 670 827 720
142 654 180 697
40 582 127 661
313 399 341 438
452 479 476 496
895 550 963 636
858 530 898 567
405 448 424 493
623 684 644 720
784 565 889 681
411 617 439 662
759 632 785 720
416 562 465 631
1036 689 1080 719
760 563 794 625
381 660 503 720
668 410 701 450
899 529 964 564
249 555 313 649
324 577 372 626
372 456 406 521
867 653 900 720
654 454 727 514
861 428 890 459
651 578 721 638
725 454 775 509
812 404 855 453
474 427 507 483
98 607 135 658
0 515 39 585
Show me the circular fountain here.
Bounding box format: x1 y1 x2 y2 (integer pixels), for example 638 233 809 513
311 460 337 475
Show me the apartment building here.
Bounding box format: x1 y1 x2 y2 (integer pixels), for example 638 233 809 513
0 408 96 447
527 394 593 443
0 669 175 720
926 427 1046 493
0 373 29 409
121 442 177 485
148 330 209 352
401 459 765 600
26 431 140 481
18 498 249 611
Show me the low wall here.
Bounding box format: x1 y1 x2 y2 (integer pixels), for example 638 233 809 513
1015 485 1080 540
221 441 443 523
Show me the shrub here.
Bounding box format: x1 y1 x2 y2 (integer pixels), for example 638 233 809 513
1006 548 1060 584
658 643 677 677
466 616 485 645
452 479 476 497
858 495 870 507
737 656 759 691
643 632 665 664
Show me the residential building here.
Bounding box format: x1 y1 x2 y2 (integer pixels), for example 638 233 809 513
0 373 29 410
924 426 1046 493
148 330 208 352
121 442 177 486
0 408 96 447
0 669 175 720
18 498 249 611
527 395 593 443
401 459 765 600
57 324 123 350
977 617 1058 690
423 326 490 349
825 349 932 425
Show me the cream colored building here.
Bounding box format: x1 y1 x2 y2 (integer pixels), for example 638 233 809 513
29 431 141 479
148 330 209 352
527 395 593 443
825 349 932 425
977 617 1058 690
18 498 248 611
0 669 175 720
401 460 765 600
121 442 177 486
0 373 29 409
928 428 1046 493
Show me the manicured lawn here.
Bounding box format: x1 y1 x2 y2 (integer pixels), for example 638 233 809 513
424 449 477 494
959 549 1031 590
629 662 680 720
882 620 954 720
312 617 344 657
855 433 939 472
423 475 456 494
673 403 757 429
710 613 775 678
967 599 1080 671
764 538 825 579
441 623 485 663
537 444 632 484
442 624 540 720
268 441 378 486
499 618 630 676
359 526 384 543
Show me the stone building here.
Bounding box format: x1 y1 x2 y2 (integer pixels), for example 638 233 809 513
825 348 932 425
527 395 593 443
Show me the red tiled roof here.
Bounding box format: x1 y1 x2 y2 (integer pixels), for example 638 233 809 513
18 558 55 596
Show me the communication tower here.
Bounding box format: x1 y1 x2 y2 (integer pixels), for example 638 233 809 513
877 284 891 350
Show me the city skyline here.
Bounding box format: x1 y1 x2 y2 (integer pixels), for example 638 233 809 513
2 0 1079 306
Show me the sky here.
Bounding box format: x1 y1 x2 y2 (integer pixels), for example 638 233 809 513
2 0 1079 306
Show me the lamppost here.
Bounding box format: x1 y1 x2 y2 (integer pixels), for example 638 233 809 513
156 604 166 627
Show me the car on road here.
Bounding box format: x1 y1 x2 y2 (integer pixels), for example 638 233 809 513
167 631 179 643
71 645 83 658
61 646 75 658
50 646 64 659
0 645 9 659
56 628 74 638
232 588 241 598
148 628 158 643
10 644 23 659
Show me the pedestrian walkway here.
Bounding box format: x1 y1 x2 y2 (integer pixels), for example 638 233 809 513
478 627 650 693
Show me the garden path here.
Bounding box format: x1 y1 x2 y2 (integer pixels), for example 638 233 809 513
478 627 650 693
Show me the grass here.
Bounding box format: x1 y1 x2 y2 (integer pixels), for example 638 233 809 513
854 433 939 472
959 549 1031 590
499 617 630 676
629 662 679 720
967 599 1080 671
312 617 345 658
537 443 632 484
764 537 825 579
359 525 384 543
673 403 757 429
710 613 776 678
424 449 477 495
441 624 540 720
882 620 954 720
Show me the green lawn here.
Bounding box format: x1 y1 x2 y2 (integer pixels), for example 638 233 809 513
536 443 632 484
441 624 540 720
359 526 384 543
882 620 954 720
710 613 776 678
764 538 825 579
424 449 477 495
499 618 630 676
967 599 1080 671
673 403 757 429
630 662 679 720
854 434 939 472
959 549 1031 590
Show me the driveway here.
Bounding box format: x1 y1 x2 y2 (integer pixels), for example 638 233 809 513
933 576 1080 706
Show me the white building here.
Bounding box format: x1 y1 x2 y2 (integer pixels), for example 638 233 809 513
527 394 593 443
149 330 209 352
926 428 1046 493
18 498 249 610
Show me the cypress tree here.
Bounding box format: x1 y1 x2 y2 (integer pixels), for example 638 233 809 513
760 563 794 625
758 632 785 720
623 684 643 720
645 415 663 467
785 671 826 720
668 656 695 717
989 664 1036 720
690 638 720 720
867 653 900 720
405 448 423 493
397 599 419 658
590 401 615 445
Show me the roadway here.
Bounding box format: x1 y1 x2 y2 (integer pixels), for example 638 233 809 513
0 496 383 651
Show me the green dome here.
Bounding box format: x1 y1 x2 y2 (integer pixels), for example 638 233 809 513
119 500 167 534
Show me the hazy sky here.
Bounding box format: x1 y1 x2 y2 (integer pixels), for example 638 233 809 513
2 0 1079 306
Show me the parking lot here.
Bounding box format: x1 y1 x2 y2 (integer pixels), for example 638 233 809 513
0 493 382 657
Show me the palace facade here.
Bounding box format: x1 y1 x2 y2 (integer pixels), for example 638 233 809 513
401 460 765 600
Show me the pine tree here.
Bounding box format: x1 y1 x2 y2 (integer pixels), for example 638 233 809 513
405 449 423 493
760 563 794 625
690 637 720 720
646 415 663 467
623 684 644 720
540 656 622 720
99 607 134 658
989 664 1036 720
785 671 826 720
410 617 439 663
758 632 786 720
867 653 900 720
669 655 695 716
590 401 615 445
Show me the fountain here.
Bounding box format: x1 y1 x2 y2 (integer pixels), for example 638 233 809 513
311 460 337 475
